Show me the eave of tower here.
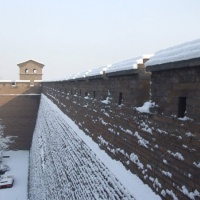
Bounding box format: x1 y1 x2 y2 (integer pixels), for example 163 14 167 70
17 60 44 68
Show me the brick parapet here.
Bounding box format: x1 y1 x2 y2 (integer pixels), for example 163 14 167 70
150 66 200 123
0 81 42 94
42 81 200 200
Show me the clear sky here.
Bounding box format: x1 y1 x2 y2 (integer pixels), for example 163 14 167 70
0 0 200 80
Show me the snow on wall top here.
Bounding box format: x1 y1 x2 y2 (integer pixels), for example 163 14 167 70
52 55 152 81
66 65 110 80
0 80 30 83
34 80 42 82
59 74 78 81
74 70 89 79
86 65 110 77
106 56 148 74
145 38 200 67
0 80 13 82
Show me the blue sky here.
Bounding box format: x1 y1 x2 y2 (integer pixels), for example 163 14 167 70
0 0 200 80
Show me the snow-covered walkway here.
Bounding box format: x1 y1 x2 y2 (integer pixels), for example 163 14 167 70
29 95 160 200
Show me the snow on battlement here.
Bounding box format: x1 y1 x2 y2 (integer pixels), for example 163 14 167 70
146 38 200 67
54 55 152 81
87 65 109 77
106 55 151 74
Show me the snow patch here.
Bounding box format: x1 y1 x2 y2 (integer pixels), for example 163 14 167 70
129 153 144 170
180 185 200 200
166 189 178 200
193 161 200 168
0 151 29 200
167 150 184 161
178 116 193 121
161 170 172 178
136 101 156 113
133 132 149 148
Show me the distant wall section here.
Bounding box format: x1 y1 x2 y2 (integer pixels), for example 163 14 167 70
0 81 42 150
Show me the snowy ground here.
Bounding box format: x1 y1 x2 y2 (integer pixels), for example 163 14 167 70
29 94 161 200
0 151 29 200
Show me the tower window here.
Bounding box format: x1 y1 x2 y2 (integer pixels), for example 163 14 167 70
118 92 123 105
33 69 37 73
25 69 29 74
178 97 186 118
93 91 96 98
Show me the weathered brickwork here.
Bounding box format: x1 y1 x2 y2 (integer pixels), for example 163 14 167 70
48 64 151 108
0 55 199 199
150 66 200 122
0 81 42 150
0 81 42 94
42 65 200 200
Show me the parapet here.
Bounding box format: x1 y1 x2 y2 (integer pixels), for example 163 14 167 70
145 38 200 122
0 80 42 95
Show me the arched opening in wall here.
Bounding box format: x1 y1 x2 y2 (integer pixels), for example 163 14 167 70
118 92 123 105
80 90 81 96
12 81 16 87
93 91 96 98
25 69 29 74
178 97 186 118
33 69 37 73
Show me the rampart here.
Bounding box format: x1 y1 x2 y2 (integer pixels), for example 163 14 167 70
1 40 200 199
0 81 42 150
42 60 200 199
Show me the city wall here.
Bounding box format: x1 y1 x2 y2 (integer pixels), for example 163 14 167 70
42 66 200 200
0 58 199 199
0 81 42 150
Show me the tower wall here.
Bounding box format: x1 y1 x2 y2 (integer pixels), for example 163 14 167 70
18 60 44 84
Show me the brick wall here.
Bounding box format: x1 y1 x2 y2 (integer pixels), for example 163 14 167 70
150 67 200 122
18 60 44 85
1 61 199 199
49 65 151 108
0 81 42 150
42 74 200 200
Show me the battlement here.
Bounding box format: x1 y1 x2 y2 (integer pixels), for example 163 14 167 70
39 39 200 200
0 80 42 94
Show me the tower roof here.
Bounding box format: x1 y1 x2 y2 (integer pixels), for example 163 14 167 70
17 60 44 68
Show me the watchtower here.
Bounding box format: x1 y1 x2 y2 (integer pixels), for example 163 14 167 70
18 60 44 84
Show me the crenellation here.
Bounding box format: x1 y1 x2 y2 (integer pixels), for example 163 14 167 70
40 54 200 198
